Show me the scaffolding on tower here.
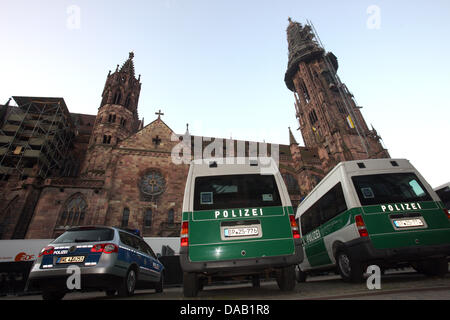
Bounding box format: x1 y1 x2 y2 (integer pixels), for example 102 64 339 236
0 97 76 180
306 20 371 158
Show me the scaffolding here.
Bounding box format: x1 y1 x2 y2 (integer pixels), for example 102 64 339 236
0 97 76 180
306 20 371 158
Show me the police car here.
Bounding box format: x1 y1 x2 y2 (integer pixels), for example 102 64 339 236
27 226 164 300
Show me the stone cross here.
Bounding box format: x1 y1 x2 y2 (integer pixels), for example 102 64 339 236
155 109 164 119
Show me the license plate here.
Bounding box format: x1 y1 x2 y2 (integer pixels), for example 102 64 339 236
57 256 85 264
224 227 259 237
393 219 424 228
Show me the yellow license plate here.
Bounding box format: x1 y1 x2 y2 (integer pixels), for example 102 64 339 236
58 256 85 263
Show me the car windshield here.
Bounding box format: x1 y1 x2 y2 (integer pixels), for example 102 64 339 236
194 174 282 210
53 228 114 244
352 172 432 206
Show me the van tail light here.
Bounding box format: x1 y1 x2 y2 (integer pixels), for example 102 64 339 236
38 246 54 257
180 221 189 247
90 243 118 254
289 215 301 239
355 215 368 237
444 209 450 219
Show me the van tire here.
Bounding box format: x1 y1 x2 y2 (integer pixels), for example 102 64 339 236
413 258 448 277
276 265 296 291
336 249 364 283
183 272 199 297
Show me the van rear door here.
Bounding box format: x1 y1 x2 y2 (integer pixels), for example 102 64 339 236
187 174 295 263
351 172 450 249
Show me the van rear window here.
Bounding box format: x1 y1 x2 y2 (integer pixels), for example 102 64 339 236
352 172 432 206
194 174 282 211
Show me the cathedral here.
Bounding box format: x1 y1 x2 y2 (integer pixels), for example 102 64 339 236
0 19 389 240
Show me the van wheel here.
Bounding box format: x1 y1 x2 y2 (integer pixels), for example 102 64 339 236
413 258 448 277
118 268 137 297
183 272 199 297
336 249 364 283
276 265 296 291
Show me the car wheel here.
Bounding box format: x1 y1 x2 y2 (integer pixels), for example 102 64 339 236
42 290 65 300
118 268 137 297
276 265 296 291
336 249 364 283
183 272 198 297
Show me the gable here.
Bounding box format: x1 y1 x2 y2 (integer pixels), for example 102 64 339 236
118 118 179 152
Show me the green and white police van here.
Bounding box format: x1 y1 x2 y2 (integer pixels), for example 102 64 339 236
180 157 303 297
296 158 450 282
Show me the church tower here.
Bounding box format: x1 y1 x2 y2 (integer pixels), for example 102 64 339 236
284 18 389 173
81 52 142 176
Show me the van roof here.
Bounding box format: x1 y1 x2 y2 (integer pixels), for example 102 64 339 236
434 182 450 191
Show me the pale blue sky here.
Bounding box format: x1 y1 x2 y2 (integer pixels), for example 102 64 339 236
1 0 449 187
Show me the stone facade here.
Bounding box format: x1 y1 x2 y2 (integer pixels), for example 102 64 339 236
0 20 390 239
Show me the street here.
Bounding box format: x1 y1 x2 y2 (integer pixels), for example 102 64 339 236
3 268 449 300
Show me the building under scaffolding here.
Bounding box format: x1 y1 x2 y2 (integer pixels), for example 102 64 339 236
0 97 76 180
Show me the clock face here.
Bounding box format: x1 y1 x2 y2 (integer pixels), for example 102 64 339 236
140 171 166 196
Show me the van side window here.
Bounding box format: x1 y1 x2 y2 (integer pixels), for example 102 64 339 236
301 182 347 235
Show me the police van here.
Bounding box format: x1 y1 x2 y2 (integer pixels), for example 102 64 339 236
296 158 450 282
180 157 303 297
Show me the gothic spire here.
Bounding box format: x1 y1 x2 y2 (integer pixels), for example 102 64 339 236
285 18 324 92
119 51 135 77
289 127 298 146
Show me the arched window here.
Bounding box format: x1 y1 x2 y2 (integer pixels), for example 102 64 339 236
113 91 122 105
124 94 131 108
121 207 130 227
103 135 112 144
144 209 152 227
168 209 174 224
308 109 318 125
58 195 87 227
299 79 310 104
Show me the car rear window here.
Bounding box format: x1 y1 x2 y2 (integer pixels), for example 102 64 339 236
352 172 432 206
53 228 114 244
194 174 282 211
